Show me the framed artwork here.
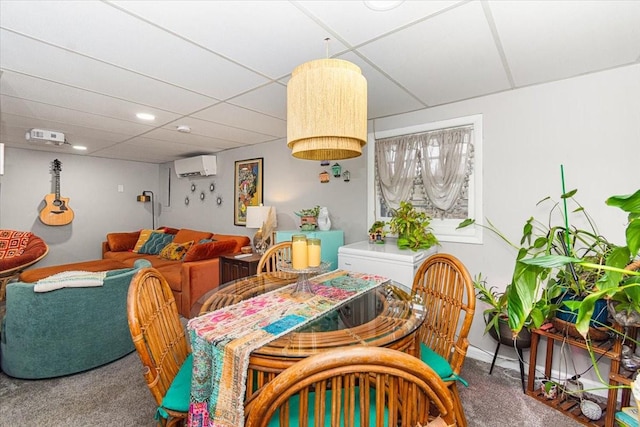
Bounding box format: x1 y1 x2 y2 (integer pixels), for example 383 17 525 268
234 157 263 226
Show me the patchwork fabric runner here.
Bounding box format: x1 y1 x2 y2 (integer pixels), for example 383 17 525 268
187 270 389 427
33 270 108 292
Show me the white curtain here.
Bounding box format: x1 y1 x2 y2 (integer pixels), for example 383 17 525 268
375 135 419 211
375 126 474 216
419 127 474 213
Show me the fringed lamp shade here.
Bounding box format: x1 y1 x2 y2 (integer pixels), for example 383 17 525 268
287 59 367 160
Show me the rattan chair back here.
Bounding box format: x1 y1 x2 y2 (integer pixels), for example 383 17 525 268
244 346 456 427
412 253 475 427
256 241 292 274
127 268 190 425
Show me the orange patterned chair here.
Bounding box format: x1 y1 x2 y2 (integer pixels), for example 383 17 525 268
0 231 48 301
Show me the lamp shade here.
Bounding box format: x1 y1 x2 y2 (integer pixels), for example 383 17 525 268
287 58 367 160
246 205 273 229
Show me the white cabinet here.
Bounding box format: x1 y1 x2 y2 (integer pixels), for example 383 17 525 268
338 240 437 288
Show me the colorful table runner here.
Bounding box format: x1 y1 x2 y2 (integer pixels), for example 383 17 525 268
187 270 389 427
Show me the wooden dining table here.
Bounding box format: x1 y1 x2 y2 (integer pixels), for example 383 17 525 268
187 269 426 427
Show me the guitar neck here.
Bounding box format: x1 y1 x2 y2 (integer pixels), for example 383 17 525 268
54 171 61 200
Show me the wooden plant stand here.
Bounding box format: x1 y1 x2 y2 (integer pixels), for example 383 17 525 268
526 323 637 427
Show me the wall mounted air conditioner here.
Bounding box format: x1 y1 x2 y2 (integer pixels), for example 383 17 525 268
174 155 217 177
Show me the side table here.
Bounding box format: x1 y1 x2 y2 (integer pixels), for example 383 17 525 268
219 253 261 284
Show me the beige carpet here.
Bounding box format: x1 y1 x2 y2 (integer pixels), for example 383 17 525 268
0 348 586 427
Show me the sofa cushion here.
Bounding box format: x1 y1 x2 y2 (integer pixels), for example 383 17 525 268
106 231 140 252
18 259 128 283
173 229 212 244
132 229 163 253
159 241 194 261
0 230 33 259
210 234 251 253
183 239 236 262
139 232 174 255
156 265 182 292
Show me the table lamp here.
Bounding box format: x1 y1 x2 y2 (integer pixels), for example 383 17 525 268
246 205 276 255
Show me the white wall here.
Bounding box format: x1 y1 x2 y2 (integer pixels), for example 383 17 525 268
159 136 369 243
0 148 158 266
373 64 639 386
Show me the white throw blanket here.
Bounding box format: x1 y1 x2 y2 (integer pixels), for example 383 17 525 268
34 270 108 293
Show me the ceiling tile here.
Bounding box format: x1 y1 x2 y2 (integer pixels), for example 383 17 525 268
489 0 640 86
193 102 286 138
358 1 510 106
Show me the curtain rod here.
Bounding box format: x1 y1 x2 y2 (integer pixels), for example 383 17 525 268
373 123 473 141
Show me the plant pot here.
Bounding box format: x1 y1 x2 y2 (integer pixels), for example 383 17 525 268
554 293 609 327
487 315 532 349
552 294 610 340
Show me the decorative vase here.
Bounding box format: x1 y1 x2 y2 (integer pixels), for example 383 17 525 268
317 207 331 231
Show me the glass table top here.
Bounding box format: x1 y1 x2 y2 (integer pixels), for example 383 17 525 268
191 270 426 358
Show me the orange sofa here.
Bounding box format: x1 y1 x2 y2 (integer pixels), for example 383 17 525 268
19 228 250 318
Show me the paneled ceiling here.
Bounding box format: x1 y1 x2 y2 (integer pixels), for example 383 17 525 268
1 0 639 164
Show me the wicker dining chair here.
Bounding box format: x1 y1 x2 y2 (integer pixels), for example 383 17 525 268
256 241 292 274
412 253 476 427
127 268 191 427
244 346 457 427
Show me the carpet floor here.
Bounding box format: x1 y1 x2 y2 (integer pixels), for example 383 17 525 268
0 349 584 426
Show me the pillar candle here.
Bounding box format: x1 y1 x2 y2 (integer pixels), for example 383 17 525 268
291 234 308 270
307 238 321 267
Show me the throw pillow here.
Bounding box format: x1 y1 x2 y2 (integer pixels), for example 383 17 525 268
138 232 175 255
159 241 194 261
173 229 212 244
183 239 236 262
0 230 33 260
106 231 140 252
132 229 163 253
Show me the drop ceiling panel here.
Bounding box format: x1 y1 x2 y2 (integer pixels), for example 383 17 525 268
359 1 510 106
490 0 640 86
0 30 216 114
0 96 155 138
297 0 464 46
1 1 268 99
192 103 286 138
228 82 288 120
111 0 348 79
143 127 247 152
338 52 426 119
0 71 182 125
157 117 276 145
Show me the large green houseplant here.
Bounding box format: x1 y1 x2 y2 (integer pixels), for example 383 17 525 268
459 189 640 338
518 189 640 337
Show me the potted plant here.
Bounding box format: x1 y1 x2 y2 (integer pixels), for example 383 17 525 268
459 189 630 337
388 201 438 251
473 274 533 348
518 189 640 337
295 205 320 231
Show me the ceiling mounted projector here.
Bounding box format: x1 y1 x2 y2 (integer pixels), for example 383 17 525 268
25 128 67 146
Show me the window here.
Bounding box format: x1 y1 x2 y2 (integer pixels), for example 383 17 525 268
367 114 483 244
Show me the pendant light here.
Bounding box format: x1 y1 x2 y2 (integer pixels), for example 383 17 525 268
287 40 367 160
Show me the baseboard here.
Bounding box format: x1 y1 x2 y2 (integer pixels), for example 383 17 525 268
466 345 611 399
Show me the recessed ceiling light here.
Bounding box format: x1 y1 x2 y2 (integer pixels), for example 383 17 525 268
72 145 87 151
176 125 191 133
136 112 155 121
364 1 404 11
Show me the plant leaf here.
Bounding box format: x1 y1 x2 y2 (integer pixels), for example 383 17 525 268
626 218 640 257
606 189 640 214
519 255 581 268
457 218 475 229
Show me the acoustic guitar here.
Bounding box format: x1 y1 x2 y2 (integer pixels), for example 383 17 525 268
39 159 74 226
